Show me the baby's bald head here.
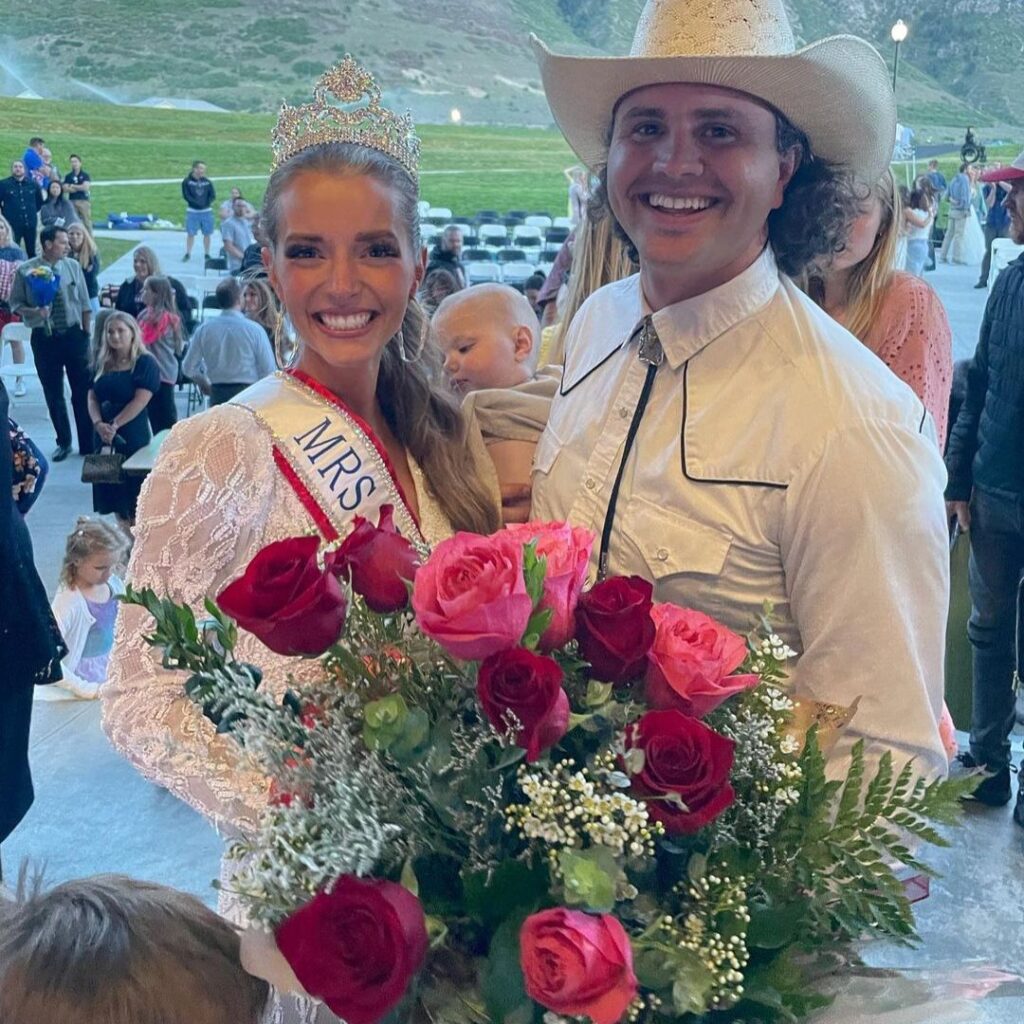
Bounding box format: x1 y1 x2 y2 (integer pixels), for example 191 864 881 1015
432 284 539 392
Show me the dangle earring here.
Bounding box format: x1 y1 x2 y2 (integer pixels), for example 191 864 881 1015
274 308 297 369
395 317 428 364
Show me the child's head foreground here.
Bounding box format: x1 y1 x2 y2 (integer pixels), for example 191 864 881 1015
60 516 130 590
432 283 539 393
0 874 269 1024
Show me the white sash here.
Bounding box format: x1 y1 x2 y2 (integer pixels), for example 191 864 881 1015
233 371 426 550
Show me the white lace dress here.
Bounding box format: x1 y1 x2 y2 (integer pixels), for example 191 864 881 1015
102 402 453 1023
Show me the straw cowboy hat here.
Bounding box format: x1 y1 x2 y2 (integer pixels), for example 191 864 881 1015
532 0 896 185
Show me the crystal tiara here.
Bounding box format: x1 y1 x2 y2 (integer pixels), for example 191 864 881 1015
270 56 420 180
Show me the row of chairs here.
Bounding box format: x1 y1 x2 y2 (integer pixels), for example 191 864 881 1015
422 221 571 249
465 261 540 287
462 246 558 266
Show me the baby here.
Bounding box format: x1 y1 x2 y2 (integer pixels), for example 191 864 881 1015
0 873 269 1024
432 283 559 493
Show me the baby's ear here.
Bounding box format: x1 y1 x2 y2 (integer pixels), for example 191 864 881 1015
513 324 534 362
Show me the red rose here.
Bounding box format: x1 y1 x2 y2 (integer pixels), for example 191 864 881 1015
477 648 569 761
275 876 428 1024
217 536 347 657
520 908 637 1024
504 521 595 651
645 605 759 716
411 530 534 661
625 709 735 834
327 504 420 613
575 576 655 685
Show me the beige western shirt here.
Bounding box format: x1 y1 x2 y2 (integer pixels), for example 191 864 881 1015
533 249 949 779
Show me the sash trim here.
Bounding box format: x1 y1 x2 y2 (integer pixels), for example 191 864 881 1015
272 446 340 542
286 368 421 530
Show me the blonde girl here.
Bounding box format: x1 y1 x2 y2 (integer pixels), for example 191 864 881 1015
50 517 130 698
87 311 160 526
138 275 184 432
66 223 101 315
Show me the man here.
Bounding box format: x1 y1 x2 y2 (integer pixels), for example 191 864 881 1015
21 137 46 192
975 168 1010 288
945 150 1024 828
221 197 255 274
9 225 93 460
530 0 949 779
181 160 216 262
63 154 93 232
0 161 43 257
941 163 972 264
925 159 947 271
181 277 275 406
425 226 466 287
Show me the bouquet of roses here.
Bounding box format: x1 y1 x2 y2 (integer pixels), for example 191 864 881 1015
24 264 60 336
126 510 974 1024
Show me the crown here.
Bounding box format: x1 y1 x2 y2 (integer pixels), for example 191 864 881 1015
271 57 420 180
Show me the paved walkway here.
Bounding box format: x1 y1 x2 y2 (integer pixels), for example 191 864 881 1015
4 259 1022 1019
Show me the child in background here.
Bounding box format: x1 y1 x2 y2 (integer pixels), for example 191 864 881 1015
50 517 128 699
0 873 269 1024
137 275 184 433
432 283 559 497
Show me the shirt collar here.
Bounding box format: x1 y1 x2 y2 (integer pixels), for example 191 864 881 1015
648 247 780 370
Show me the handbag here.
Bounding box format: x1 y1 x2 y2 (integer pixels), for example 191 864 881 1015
944 524 973 731
81 437 125 485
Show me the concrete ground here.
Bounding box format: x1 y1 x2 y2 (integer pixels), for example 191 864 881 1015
3 250 1023 1018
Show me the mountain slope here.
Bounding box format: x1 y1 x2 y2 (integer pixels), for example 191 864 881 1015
1 0 1019 132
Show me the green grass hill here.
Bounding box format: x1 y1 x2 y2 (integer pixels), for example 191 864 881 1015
1 0 1021 136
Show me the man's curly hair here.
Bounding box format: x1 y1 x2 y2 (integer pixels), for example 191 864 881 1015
587 110 861 279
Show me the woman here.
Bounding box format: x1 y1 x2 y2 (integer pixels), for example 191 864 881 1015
241 275 278 337
114 246 196 335
0 216 27 397
67 223 101 315
804 171 954 447
961 165 987 266
87 312 160 528
137 276 184 433
903 186 934 278
39 180 79 230
103 60 500 1008
1 378 66 865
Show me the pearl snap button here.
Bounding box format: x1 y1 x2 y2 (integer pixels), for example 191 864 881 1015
656 548 669 561
585 477 596 490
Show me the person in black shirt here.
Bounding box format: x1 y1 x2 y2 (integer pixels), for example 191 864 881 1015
0 160 43 258
181 160 216 263
114 245 195 335
63 154 93 232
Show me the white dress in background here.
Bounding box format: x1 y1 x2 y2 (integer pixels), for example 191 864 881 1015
103 399 453 1024
960 187 987 266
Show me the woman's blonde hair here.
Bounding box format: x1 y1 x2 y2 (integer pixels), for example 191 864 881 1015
142 275 184 353
241 276 279 336
93 311 143 380
803 170 901 343
551 214 634 364
0 874 269 1024
132 245 161 278
0 214 14 245
260 142 500 534
60 516 130 587
66 222 98 273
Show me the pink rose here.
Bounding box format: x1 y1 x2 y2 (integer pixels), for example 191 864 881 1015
411 531 534 661
520 908 637 1024
504 521 595 651
645 604 759 716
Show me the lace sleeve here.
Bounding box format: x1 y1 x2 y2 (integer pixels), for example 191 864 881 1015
874 274 953 449
102 405 306 836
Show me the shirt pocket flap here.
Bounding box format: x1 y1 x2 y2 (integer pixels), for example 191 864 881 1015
624 496 733 580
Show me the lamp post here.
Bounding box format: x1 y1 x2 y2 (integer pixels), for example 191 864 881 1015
890 19 908 93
